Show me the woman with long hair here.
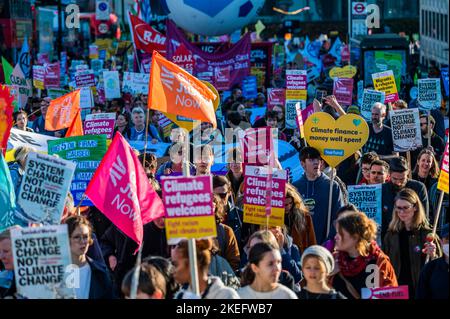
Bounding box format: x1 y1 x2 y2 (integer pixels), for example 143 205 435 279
284 183 317 253
238 242 297 299
330 211 398 299
412 148 440 192
383 188 442 298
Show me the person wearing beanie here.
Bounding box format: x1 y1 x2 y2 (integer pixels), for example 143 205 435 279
297 245 346 299
346 105 361 115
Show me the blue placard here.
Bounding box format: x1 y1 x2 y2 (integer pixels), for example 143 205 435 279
242 76 258 99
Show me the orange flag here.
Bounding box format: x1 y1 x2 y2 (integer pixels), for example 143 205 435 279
45 90 81 131
65 109 84 137
148 51 217 128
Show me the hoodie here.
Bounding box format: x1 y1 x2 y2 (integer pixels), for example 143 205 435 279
293 173 345 244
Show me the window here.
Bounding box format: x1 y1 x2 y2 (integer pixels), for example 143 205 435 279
444 14 448 43
421 10 425 35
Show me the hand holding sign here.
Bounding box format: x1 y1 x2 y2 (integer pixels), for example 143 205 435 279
304 112 369 167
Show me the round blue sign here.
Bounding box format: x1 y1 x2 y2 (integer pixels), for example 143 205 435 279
410 86 418 100
99 2 108 11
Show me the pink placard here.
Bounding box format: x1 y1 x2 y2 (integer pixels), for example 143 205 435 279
301 103 315 122
241 127 275 166
75 72 95 88
286 70 307 90
268 88 286 109
214 66 231 90
363 286 409 299
83 113 116 139
161 175 214 218
333 78 354 105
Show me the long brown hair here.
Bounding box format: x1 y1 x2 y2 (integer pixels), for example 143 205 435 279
285 183 309 234
413 149 440 178
388 188 430 233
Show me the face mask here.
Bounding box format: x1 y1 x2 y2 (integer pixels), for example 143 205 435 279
443 244 449 257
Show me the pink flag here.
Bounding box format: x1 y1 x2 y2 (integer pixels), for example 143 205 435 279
85 133 165 251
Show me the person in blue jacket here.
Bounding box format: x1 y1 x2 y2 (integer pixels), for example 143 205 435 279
293 147 345 244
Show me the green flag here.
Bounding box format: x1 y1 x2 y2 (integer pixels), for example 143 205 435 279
1 56 13 85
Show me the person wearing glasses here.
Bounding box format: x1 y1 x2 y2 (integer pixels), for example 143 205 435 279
381 156 429 239
368 159 390 185
31 97 64 136
383 188 442 298
65 216 116 299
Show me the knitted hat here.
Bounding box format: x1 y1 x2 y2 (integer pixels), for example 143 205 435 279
300 245 335 275
346 105 360 115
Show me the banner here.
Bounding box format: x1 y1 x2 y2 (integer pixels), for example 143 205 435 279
360 89 385 122
333 78 354 105
166 20 251 90
6 128 59 161
268 88 285 109
243 166 287 227
122 72 150 95
418 78 441 110
390 108 422 152
304 112 369 167
85 133 165 249
348 184 382 229
0 153 16 233
148 51 217 127
171 43 195 74
103 71 121 99
48 135 107 206
83 113 116 139
17 153 76 224
361 286 409 300
437 141 449 193
161 175 216 244
372 70 398 103
11 225 74 299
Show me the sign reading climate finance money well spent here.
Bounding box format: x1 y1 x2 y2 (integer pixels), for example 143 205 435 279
243 166 287 227
11 225 74 299
48 135 107 206
18 153 76 224
390 108 422 152
161 175 216 245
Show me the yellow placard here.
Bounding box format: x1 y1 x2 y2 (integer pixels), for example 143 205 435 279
304 112 369 167
286 89 307 100
329 65 357 78
243 205 284 228
437 142 449 193
165 216 217 241
162 80 220 132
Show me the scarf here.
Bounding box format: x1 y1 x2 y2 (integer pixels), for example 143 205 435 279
335 241 382 277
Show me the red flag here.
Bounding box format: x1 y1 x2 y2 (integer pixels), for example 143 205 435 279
128 12 166 55
85 133 165 251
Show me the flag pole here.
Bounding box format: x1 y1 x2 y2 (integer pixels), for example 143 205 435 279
425 191 445 264
130 242 144 299
142 108 150 167
326 168 335 239
186 120 200 297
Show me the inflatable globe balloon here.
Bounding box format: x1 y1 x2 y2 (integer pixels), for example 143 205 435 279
163 0 265 36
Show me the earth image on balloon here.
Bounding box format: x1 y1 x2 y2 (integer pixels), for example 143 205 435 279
163 0 265 36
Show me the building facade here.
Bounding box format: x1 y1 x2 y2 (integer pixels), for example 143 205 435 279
420 0 449 67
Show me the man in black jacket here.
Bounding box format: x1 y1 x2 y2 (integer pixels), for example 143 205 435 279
381 156 429 237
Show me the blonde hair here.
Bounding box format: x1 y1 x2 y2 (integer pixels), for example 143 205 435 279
388 188 430 233
14 146 36 164
335 211 378 257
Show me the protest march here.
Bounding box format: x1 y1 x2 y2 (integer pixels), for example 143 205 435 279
1 0 449 304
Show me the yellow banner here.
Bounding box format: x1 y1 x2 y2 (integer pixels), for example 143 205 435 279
329 65 357 78
165 216 217 241
286 89 307 100
243 205 284 227
437 142 449 193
